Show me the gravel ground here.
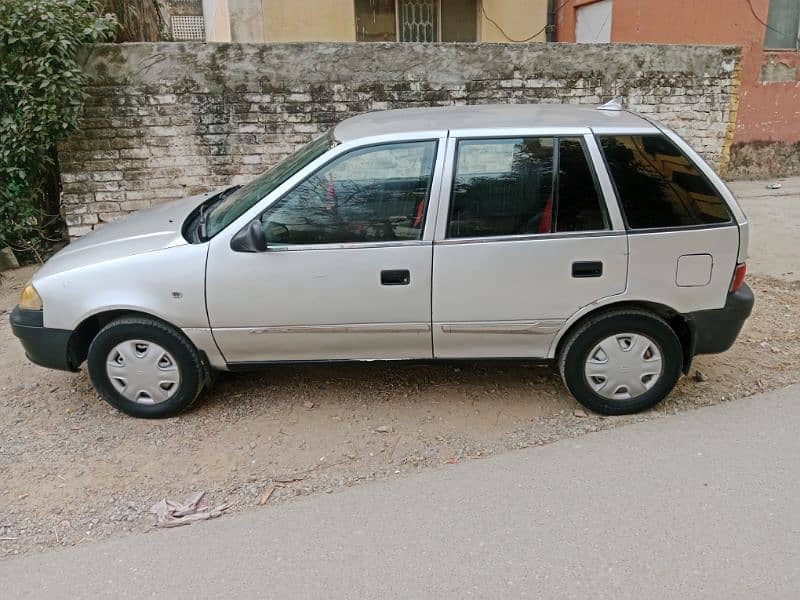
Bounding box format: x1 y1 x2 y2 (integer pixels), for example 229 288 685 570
1 265 799 559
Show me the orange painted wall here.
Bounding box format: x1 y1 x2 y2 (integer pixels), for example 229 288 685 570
555 0 800 144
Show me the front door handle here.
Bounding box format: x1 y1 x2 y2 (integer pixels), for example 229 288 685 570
572 261 603 278
381 269 410 286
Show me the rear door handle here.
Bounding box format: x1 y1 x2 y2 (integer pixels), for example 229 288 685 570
381 269 410 286
572 261 603 278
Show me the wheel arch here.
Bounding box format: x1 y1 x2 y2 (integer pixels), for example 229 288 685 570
67 309 186 370
551 300 694 374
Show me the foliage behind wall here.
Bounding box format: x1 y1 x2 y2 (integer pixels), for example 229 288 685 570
0 0 117 262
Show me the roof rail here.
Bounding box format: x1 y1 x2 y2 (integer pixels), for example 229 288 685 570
597 97 624 112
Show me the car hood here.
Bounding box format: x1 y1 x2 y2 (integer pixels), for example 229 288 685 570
35 192 214 280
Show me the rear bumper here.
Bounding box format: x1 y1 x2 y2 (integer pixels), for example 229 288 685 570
10 306 78 372
686 283 755 356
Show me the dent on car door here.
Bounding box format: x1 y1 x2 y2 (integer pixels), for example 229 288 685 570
205 138 443 364
432 134 628 359
597 134 739 313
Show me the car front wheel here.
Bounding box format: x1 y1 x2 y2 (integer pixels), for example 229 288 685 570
558 309 683 415
87 316 207 418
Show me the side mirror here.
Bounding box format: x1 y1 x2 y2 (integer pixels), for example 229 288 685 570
230 219 268 252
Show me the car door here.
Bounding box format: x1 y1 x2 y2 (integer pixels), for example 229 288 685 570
431 131 629 358
596 131 741 314
206 136 446 364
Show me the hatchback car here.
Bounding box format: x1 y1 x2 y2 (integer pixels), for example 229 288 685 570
11 103 754 418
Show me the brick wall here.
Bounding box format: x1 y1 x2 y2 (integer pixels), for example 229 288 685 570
59 42 740 236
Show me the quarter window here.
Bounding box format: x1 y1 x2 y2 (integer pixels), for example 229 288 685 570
599 135 732 230
261 141 438 245
447 137 607 239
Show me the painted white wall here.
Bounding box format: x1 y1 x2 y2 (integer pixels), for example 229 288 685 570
228 0 265 42
202 0 232 42
576 0 612 43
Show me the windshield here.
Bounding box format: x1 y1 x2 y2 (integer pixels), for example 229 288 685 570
204 132 335 238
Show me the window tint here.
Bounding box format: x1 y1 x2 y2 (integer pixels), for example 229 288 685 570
206 133 333 238
599 135 732 229
556 139 607 232
261 141 437 245
447 137 607 238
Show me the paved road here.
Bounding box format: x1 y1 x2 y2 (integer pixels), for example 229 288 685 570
3 385 799 599
729 177 800 281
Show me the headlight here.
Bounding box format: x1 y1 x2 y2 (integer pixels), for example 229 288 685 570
19 282 43 310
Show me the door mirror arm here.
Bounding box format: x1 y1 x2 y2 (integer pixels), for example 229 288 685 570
230 219 269 252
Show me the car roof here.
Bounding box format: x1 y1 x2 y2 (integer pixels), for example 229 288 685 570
333 104 655 142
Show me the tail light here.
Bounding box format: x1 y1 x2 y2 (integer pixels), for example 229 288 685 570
729 262 746 293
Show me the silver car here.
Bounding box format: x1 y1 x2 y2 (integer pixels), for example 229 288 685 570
11 103 754 418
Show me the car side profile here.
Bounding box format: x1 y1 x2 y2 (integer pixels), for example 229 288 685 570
11 103 754 418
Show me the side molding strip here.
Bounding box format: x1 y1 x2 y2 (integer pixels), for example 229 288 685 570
230 323 433 335
438 320 564 335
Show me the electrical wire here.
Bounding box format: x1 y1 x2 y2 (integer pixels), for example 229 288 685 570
744 0 789 38
484 0 797 47
480 0 573 43
746 0 800 50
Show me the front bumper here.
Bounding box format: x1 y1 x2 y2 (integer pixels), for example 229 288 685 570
10 306 78 372
686 283 755 356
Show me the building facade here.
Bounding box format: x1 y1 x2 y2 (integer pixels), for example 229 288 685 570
556 0 800 177
192 0 549 44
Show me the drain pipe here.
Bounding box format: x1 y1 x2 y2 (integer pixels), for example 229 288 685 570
546 0 556 42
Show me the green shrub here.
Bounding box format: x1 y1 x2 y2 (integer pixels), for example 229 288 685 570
0 0 116 262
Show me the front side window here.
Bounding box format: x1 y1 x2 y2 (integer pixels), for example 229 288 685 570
204 133 334 238
447 137 607 239
261 141 438 245
764 0 800 49
599 135 732 230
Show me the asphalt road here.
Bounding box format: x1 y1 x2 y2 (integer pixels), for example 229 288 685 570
3 384 799 599
729 177 800 281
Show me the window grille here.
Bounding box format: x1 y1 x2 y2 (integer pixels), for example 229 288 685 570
171 15 205 41
399 0 438 42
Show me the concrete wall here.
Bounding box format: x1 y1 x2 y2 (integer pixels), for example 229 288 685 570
479 0 548 42
59 42 739 237
556 0 800 178
228 0 266 42
202 0 232 42
263 0 355 42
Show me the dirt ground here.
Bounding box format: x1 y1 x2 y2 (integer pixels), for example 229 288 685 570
1 265 799 558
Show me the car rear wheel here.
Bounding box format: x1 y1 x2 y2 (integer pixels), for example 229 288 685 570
558 309 683 415
87 316 206 418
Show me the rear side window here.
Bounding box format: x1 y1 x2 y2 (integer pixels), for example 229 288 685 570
599 134 732 229
447 137 607 238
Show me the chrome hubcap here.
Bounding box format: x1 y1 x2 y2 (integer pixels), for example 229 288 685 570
106 340 181 405
584 333 663 401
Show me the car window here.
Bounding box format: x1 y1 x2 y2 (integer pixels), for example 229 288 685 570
261 141 438 245
599 134 732 229
204 133 334 238
447 137 607 239
555 138 608 232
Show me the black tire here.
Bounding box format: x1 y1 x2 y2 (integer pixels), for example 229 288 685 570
558 309 683 415
87 316 206 418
